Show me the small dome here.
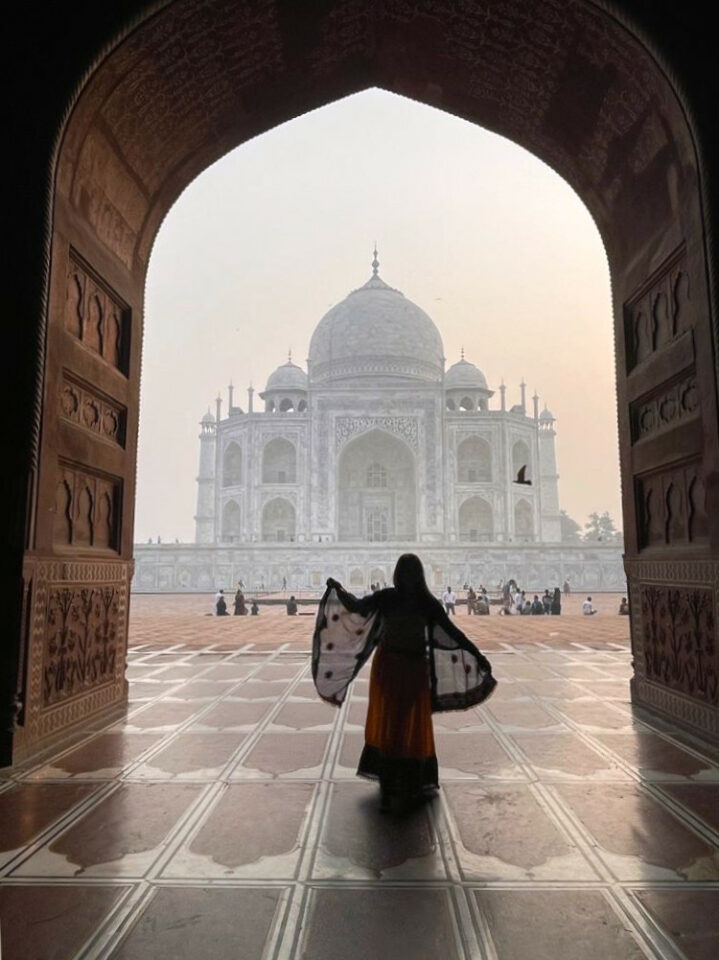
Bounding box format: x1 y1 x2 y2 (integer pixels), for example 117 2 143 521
540 406 555 421
264 360 308 393
201 409 215 423
445 357 489 391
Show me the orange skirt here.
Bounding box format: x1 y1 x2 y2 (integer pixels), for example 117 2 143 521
357 642 439 799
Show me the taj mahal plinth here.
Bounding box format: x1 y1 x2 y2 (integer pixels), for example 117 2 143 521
133 255 624 593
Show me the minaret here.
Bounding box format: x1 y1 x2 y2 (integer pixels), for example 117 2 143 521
194 410 216 543
228 381 234 412
248 384 254 414
499 381 506 412
520 379 527 413
538 405 561 542
533 390 539 421
215 393 222 423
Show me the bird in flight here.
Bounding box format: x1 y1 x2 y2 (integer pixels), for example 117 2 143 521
515 465 532 485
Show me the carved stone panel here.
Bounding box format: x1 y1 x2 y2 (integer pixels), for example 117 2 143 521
630 371 699 443
640 585 717 703
335 416 419 452
59 374 127 446
54 463 121 551
636 459 708 549
64 250 130 374
624 245 691 371
21 559 130 752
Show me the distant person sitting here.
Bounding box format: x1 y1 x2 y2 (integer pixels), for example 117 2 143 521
476 596 490 615
442 586 457 615
618 597 630 615
233 586 247 616
531 595 544 615
582 596 598 615
215 590 229 616
286 596 298 615
250 600 259 615
521 599 532 615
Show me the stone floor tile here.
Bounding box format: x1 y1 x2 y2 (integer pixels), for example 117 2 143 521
634 889 719 960
14 782 202 877
167 680 230 699
435 732 526 780
659 782 719 832
233 679 291 700
233 732 330 778
552 700 641 731
28 733 164 779
255 661 306 681
487 700 566 730
271 701 337 730
201 662 261 680
556 783 719 879
433 707 489 731
474 890 646 959
0 883 128 960
108 887 283 960
133 733 246 778
314 782 444 879
512 732 630 780
444 783 596 880
165 782 315 878
335 732 365 776
595 732 719 780
573 680 632 700
0 782 98 861
298 888 461 960
117 700 202 730
189 700 272 730
532 680 591 700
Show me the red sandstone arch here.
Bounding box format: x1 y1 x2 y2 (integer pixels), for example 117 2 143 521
8 0 719 761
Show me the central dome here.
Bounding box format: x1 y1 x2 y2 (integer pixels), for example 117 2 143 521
308 262 444 385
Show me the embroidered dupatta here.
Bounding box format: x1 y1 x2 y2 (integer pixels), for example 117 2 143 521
312 585 496 711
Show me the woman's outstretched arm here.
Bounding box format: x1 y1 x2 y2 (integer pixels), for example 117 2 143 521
326 578 378 617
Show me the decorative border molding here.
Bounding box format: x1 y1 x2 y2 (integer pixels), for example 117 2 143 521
60 372 126 447
335 416 419 452
632 678 719 739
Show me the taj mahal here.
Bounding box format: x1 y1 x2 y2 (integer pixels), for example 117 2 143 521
133 254 625 593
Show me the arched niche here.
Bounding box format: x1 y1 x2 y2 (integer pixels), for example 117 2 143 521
337 429 416 541
222 442 242 486
459 396 474 412
512 440 531 481
261 498 296 542
457 436 492 482
221 499 241 542
514 499 533 539
279 398 294 413
262 437 297 483
458 496 494 542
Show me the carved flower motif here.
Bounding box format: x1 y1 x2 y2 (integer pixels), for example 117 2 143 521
102 410 118 437
61 385 79 416
82 401 100 427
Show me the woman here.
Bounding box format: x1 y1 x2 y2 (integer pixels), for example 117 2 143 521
312 554 496 813
233 586 247 616
551 586 562 615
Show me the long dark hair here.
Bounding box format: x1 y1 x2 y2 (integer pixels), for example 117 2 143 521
393 553 436 609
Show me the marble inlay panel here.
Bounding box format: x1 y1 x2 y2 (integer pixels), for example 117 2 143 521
474 890 646 959
0 782 98 860
595 732 719 780
271 702 337 730
634 890 719 960
132 733 246 778
299 888 461 960
512 733 630 780
189 700 272 730
28 733 164 779
109 887 283 960
488 701 565 730
445 784 596 881
232 733 330 778
435 732 526 780
0 883 128 960
314 782 444 880
659 783 719 832
557 784 719 880
14 783 201 877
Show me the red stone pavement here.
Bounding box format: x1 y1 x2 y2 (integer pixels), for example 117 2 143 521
129 592 631 652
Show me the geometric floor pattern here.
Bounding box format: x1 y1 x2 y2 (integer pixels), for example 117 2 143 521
1 632 718 959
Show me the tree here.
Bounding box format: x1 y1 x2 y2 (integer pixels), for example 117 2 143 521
560 510 582 542
584 511 622 543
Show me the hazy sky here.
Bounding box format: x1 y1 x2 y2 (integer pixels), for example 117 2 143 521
137 88 620 543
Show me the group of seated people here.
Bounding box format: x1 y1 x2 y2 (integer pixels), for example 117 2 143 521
215 588 259 616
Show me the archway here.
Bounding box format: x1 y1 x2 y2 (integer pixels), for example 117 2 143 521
262 438 297 484
261 498 296 542
220 499 241 542
7 0 719 762
337 429 416 541
457 436 492 483
514 499 534 541
458 496 494 542
512 440 531 482
222 442 242 486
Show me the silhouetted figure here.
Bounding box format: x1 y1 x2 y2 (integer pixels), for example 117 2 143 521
531 595 544 615
467 587 477 614
215 591 229 616
618 597 630 615
282 577 287 591
250 600 259 615
286 595 298 615
515 465 532 485
542 590 552 614
316 554 496 815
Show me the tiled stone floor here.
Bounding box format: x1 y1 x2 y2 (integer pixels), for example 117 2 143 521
1 612 718 959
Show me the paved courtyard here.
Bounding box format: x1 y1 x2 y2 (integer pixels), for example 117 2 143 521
1 600 718 959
